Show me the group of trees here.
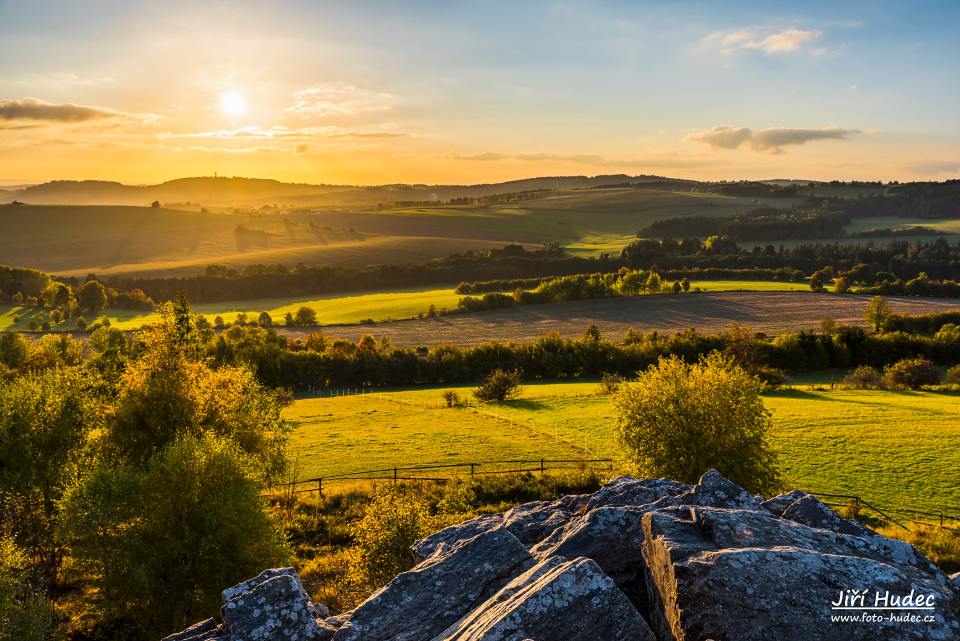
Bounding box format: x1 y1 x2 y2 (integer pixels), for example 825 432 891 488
456 269 688 313
167 304 960 391
0 300 291 639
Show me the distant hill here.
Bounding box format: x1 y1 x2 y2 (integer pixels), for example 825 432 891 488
0 174 690 207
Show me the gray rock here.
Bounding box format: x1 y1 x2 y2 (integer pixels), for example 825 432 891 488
435 557 655 641
642 506 960 641
760 489 809 516
581 476 691 512
680 468 760 510
781 493 874 537
501 499 574 545
160 618 221 641
333 527 532 641
221 567 325 618
530 505 653 610
221 573 326 641
412 514 503 562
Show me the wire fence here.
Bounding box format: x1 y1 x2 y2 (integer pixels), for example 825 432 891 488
807 491 960 531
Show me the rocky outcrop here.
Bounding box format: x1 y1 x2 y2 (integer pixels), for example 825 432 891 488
165 470 960 641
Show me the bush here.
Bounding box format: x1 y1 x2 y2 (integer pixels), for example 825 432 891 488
473 369 522 403
945 364 960 386
344 486 436 596
883 357 940 389
841 365 885 390
441 390 462 407
613 352 779 494
0 537 57 641
598 372 624 395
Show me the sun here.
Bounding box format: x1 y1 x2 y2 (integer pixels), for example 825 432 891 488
220 92 246 117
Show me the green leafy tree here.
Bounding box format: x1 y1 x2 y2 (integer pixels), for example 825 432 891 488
473 368 522 403
864 295 892 333
63 435 287 637
258 311 273 327
613 353 779 494
295 305 318 326
77 280 107 315
0 369 98 591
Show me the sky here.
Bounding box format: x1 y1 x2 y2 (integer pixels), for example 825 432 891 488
0 0 958 185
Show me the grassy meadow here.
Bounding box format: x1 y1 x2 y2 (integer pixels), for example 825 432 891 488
285 379 960 517
0 279 816 331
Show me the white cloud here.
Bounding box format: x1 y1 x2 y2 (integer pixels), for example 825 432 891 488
687 125 860 153
702 27 831 57
285 84 396 117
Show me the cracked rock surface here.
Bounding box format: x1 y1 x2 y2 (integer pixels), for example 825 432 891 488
164 470 960 641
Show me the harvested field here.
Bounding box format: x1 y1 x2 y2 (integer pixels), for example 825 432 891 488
279 292 960 345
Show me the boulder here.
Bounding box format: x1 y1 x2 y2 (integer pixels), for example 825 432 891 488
530 505 652 609
581 476 691 513
642 506 960 641
760 489 809 516
781 493 874 537
679 468 760 510
221 573 327 641
435 556 655 641
412 514 503 562
160 618 221 641
332 527 532 641
501 498 576 545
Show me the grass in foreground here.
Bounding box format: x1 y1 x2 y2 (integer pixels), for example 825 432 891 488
285 380 960 516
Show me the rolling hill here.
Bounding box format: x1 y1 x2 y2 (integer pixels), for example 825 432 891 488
0 187 782 276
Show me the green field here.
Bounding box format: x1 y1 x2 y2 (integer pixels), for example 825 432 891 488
0 287 468 331
286 380 960 516
1 279 818 332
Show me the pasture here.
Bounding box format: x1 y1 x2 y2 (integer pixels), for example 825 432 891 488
285 380 960 516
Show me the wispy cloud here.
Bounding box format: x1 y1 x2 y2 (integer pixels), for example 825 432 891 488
159 125 406 142
446 151 723 169
0 97 158 131
0 97 127 122
285 84 396 117
686 125 860 154
701 27 833 57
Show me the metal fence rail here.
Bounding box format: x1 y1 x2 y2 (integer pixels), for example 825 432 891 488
808 491 960 531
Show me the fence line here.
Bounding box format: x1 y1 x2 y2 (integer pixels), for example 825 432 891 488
807 490 960 531
270 457 614 497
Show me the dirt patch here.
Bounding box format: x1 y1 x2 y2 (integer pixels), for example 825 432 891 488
278 292 960 346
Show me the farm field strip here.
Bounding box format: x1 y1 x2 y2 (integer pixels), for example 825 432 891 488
3 281 861 332
285 381 960 516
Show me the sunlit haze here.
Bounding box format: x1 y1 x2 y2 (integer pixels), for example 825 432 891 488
0 0 958 185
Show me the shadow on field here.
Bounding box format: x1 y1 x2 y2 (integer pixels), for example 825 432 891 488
502 399 549 410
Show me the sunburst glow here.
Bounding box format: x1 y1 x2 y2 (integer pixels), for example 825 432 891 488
220 92 246 118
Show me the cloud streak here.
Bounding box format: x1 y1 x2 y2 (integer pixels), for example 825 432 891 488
686 125 859 153
702 27 831 57
285 84 396 117
0 97 127 122
447 151 723 169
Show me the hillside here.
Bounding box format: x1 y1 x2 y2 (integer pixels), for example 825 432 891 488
2 174 682 207
0 188 775 276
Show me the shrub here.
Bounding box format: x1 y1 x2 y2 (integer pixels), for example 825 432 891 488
344 486 436 595
841 365 885 390
441 390 461 407
0 537 57 641
945 364 960 386
883 357 940 390
613 352 779 494
598 372 624 395
473 369 522 403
